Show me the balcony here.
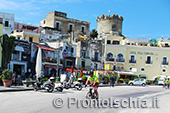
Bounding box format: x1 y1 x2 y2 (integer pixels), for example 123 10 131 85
145 61 153 64
42 57 57 63
106 58 114 61
116 59 125 62
81 56 90 59
162 62 168 65
129 60 136 63
12 54 20 61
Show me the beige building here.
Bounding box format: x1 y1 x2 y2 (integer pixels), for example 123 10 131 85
97 14 170 80
11 23 40 43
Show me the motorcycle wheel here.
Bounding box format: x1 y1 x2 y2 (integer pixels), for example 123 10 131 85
57 87 63 92
77 84 82 91
47 86 54 93
33 84 38 91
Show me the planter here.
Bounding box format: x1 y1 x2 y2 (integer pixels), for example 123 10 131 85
2 80 12 87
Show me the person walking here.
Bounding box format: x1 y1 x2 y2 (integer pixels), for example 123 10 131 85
110 75 115 87
168 78 170 89
11 71 17 86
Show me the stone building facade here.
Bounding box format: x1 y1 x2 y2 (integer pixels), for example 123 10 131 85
40 11 90 42
97 14 123 36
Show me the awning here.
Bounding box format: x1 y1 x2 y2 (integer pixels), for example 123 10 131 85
42 62 63 69
35 45 54 52
15 46 24 52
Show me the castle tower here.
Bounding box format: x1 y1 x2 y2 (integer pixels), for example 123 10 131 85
96 14 123 35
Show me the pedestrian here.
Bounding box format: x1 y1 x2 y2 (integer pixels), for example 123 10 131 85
168 78 170 89
110 75 115 87
11 71 17 86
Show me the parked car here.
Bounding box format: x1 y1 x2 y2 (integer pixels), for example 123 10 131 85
128 78 146 87
158 78 165 85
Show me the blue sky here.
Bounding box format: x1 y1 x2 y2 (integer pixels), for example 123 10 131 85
0 0 170 39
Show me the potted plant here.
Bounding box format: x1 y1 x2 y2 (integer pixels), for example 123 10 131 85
1 69 13 87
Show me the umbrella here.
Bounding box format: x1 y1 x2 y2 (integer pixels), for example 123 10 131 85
35 47 42 79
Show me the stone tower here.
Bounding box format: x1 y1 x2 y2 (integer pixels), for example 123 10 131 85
96 14 123 35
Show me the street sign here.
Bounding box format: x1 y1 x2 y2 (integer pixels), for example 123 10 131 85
63 49 67 57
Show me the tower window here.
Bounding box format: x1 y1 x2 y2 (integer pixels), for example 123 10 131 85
5 21 9 27
56 22 60 30
82 27 85 33
107 40 111 44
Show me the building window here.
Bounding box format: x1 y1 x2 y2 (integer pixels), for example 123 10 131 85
29 37 33 42
141 68 145 71
44 20 45 24
49 35 52 39
24 37 26 40
106 52 114 61
107 40 111 44
81 27 85 33
130 55 136 63
66 61 73 66
5 21 9 27
71 48 74 53
17 37 20 40
146 56 152 64
117 53 124 62
82 61 85 68
94 52 99 61
69 24 73 32
81 52 86 58
112 40 120 45
112 25 117 31
165 43 169 47
162 57 168 65
56 22 60 30
162 69 166 72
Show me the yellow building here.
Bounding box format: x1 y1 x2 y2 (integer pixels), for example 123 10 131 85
0 18 3 68
11 24 40 43
11 30 40 43
104 34 170 80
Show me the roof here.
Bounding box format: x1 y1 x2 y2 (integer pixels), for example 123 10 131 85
127 38 150 43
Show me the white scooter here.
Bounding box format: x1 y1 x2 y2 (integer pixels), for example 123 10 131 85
64 78 83 91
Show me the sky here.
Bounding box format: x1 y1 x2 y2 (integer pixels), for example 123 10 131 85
0 0 170 39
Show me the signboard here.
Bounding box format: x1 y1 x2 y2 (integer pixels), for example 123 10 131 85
104 64 110 70
63 49 67 57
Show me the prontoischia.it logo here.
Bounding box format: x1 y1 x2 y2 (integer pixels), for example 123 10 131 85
53 97 159 108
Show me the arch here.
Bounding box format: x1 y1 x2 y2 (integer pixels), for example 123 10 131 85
106 52 114 61
112 24 117 31
117 53 124 62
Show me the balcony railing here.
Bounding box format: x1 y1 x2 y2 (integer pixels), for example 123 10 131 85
129 60 136 63
42 57 57 63
106 58 114 61
162 62 168 65
116 59 125 62
145 61 153 64
12 54 20 61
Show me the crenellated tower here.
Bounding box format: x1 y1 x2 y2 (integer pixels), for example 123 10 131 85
96 14 123 35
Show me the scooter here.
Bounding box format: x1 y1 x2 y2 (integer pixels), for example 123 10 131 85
64 78 83 91
33 77 54 93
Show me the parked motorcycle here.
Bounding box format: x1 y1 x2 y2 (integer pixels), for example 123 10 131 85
64 78 83 91
33 77 55 93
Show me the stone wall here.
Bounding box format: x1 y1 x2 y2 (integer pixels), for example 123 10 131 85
97 14 123 35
